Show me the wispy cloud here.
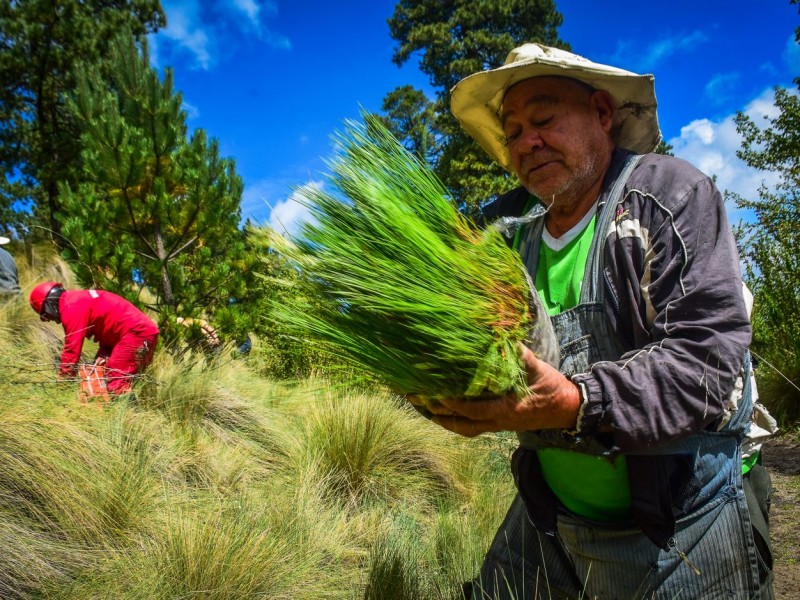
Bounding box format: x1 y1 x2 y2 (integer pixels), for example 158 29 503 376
232 0 260 25
668 87 785 221
612 30 708 72
782 32 800 74
153 0 290 71
758 33 799 81
703 72 741 106
181 100 200 120
159 1 212 69
239 178 285 225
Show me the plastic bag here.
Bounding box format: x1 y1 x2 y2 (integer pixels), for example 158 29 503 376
78 358 110 405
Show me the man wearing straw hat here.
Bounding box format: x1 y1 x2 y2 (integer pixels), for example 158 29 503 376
0 235 22 298
425 44 773 598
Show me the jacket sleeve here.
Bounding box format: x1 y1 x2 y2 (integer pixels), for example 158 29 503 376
59 307 89 376
572 168 751 453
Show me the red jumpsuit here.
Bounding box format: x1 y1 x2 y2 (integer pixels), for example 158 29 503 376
58 289 159 393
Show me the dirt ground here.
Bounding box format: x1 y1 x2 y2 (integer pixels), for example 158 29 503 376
762 432 800 599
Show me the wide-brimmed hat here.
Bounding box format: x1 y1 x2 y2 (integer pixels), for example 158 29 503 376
0 236 10 245
450 43 661 171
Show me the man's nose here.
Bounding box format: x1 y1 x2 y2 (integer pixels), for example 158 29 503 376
518 126 545 151
510 130 544 172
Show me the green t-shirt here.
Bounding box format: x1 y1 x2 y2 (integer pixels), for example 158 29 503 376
742 452 759 475
533 210 633 522
534 214 596 317
517 199 753 519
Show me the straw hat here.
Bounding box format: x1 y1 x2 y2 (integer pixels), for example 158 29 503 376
0 236 10 245
450 43 661 171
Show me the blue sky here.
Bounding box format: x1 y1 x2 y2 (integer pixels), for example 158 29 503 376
149 0 800 234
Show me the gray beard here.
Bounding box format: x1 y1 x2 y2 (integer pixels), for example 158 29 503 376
523 152 604 212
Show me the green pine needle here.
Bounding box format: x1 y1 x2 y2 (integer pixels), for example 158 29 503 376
273 113 556 399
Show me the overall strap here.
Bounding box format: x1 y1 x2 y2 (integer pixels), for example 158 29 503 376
580 153 643 304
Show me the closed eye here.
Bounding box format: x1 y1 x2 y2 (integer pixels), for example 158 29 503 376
502 116 554 146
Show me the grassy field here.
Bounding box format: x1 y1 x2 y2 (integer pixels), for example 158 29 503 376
1 282 522 599
3 250 798 599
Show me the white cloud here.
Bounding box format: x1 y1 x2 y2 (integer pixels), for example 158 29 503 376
232 0 260 26
267 181 323 238
240 178 281 225
159 1 212 69
668 88 784 220
759 33 800 81
679 119 716 145
153 0 290 71
239 178 320 237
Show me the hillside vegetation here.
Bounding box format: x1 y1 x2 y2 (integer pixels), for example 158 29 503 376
0 251 519 599
4 248 800 600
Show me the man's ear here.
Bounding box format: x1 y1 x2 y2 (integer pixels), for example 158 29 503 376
591 90 615 133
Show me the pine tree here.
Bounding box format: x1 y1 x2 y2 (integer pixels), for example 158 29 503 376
381 0 568 217
59 33 253 346
0 0 165 242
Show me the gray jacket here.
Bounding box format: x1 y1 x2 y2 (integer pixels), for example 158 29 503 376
484 148 751 454
0 247 21 295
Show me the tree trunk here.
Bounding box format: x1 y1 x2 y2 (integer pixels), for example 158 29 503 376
46 178 64 248
154 224 174 307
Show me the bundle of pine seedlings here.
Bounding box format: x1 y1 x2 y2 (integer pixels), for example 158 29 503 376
274 113 557 406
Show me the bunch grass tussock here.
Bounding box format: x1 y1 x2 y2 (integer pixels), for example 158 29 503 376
0 513 98 600
142 506 346 599
360 504 491 600
756 352 800 424
20 246 76 290
62 500 353 600
0 295 33 333
0 413 162 546
275 114 556 401
288 390 468 509
0 369 516 600
134 350 219 426
3 319 65 386
362 527 426 600
132 351 295 489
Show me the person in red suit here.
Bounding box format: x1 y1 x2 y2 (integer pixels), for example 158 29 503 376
29 282 159 394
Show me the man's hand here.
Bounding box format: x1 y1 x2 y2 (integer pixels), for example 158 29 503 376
411 344 581 438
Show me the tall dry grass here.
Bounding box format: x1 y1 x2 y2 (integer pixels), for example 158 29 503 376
0 247 519 599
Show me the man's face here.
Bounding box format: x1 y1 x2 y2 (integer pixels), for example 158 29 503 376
500 77 614 209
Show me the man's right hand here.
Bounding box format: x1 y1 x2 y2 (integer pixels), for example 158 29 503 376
405 344 582 438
